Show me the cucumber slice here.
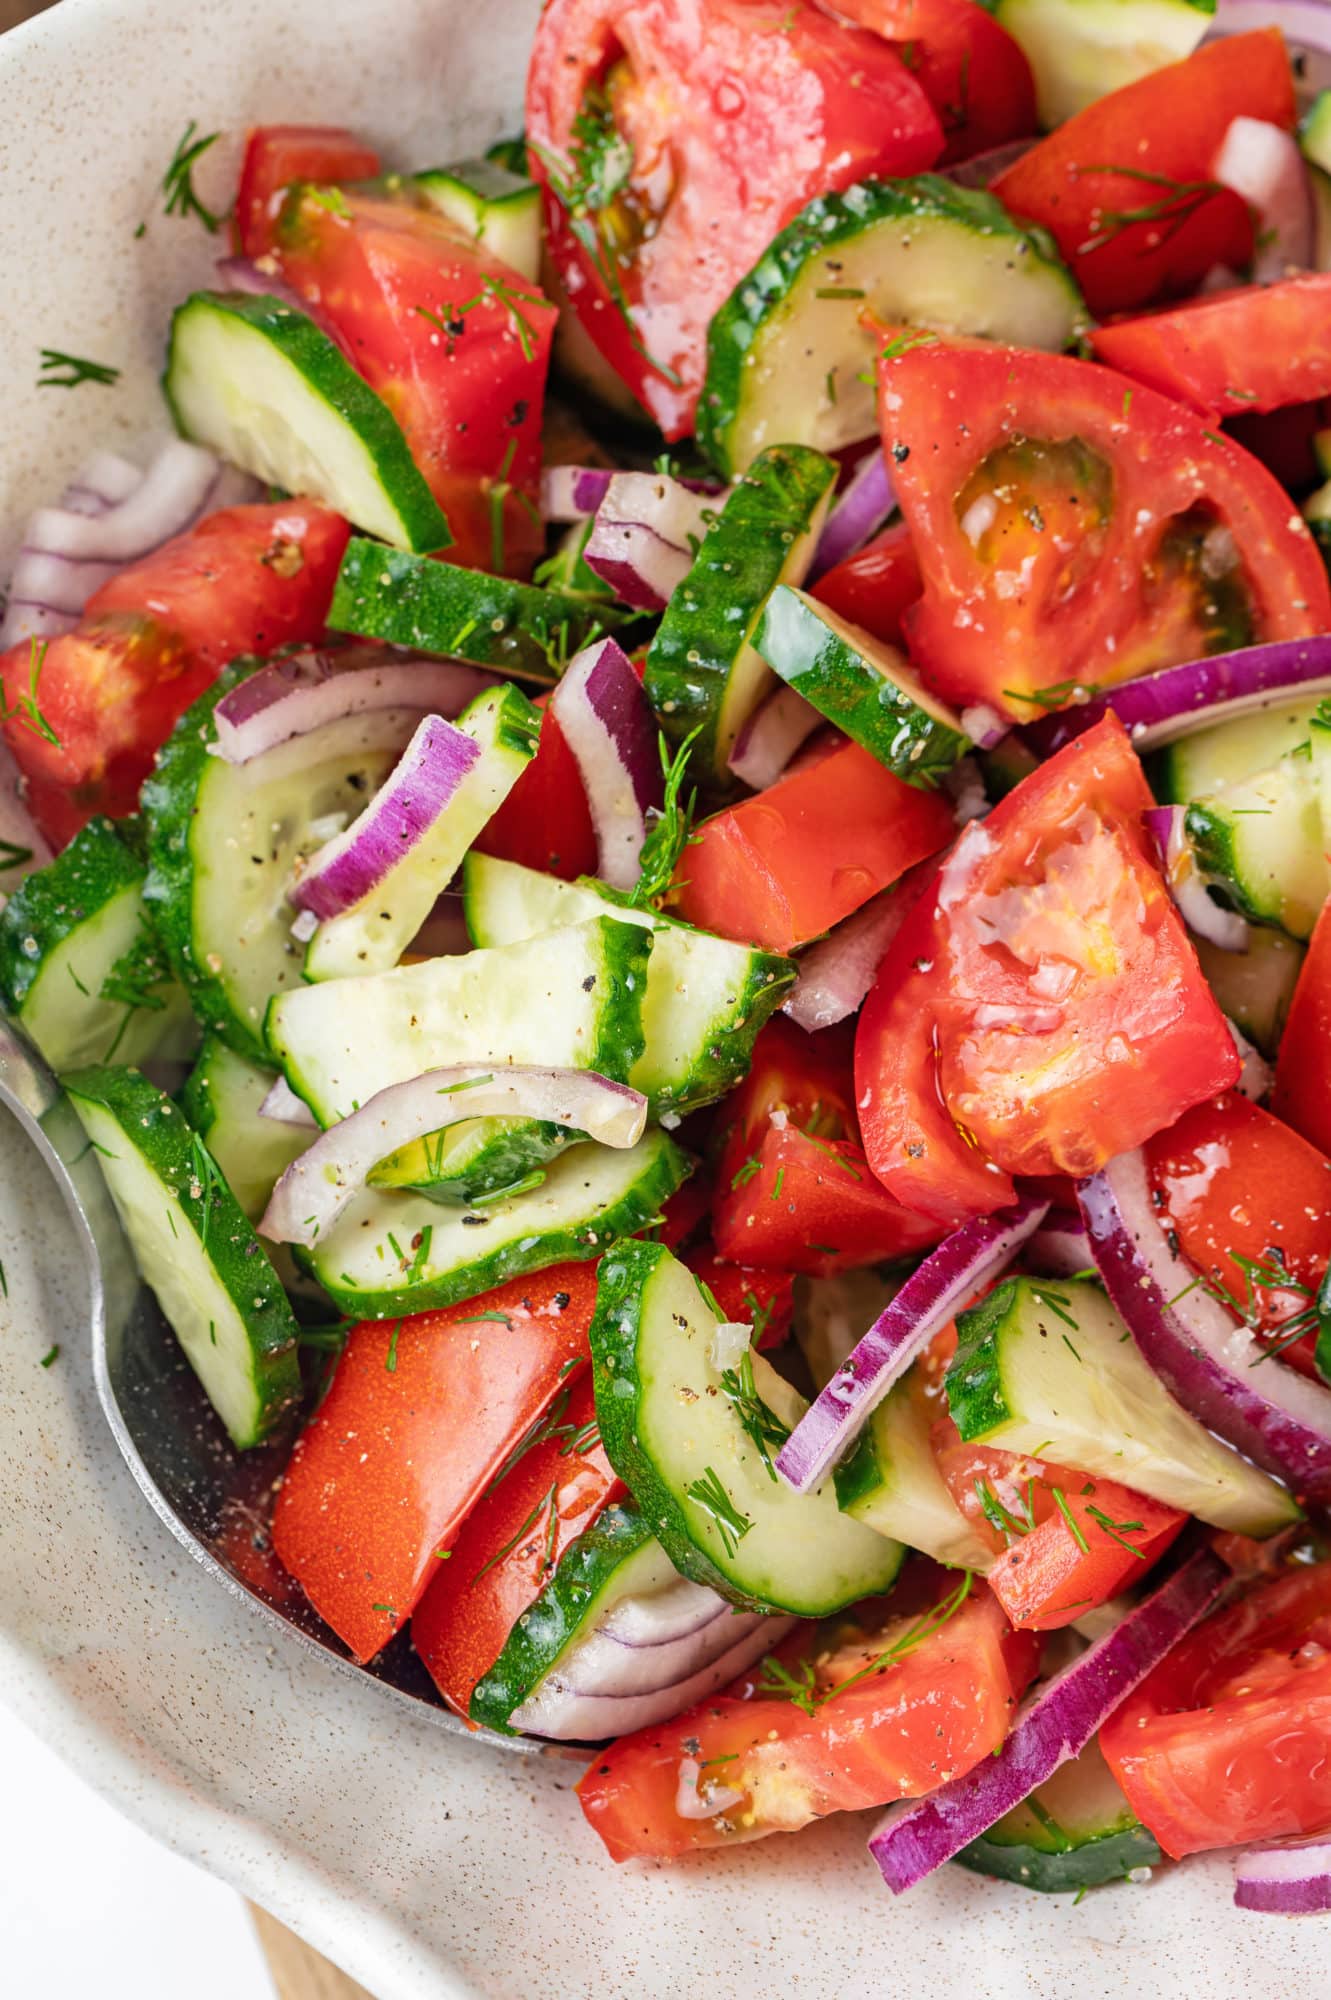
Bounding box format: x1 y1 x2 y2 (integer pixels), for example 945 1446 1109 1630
64 1064 300 1448
835 1365 995 1573
268 915 652 1123
300 1127 691 1318
946 1276 1299 1535
0 816 194 1072
1302 89 1331 176
993 0 1213 128
591 1239 904 1616
1192 925 1304 1058
163 292 452 554
179 1035 310 1223
956 1740 1161 1893
328 538 623 684
1185 750 1328 940
755 586 967 786
1150 695 1320 803
302 682 539 981
143 661 409 1064
459 853 795 1113
415 158 541 281
698 177 1086 478
644 445 836 779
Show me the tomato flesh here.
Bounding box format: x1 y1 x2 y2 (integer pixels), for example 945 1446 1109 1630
1273 899 1331 1162
576 1569 1039 1859
810 518 922 649
472 705 597 879
684 1249 795 1350
991 32 1293 317
235 124 381 260
855 714 1240 1226
827 0 1037 166
1101 1562 1331 1858
270 1267 596 1663
1090 277 1331 424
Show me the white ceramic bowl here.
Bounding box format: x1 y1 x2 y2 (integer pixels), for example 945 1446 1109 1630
0 3 1320 1992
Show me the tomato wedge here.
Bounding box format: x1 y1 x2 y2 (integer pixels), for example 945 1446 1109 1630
810 518 922 650
1101 1562 1331 1858
684 1249 795 1350
234 124 382 260
991 32 1293 317
1090 277 1331 423
0 500 349 847
411 1371 622 1716
472 704 597 879
270 1267 596 1664
1147 1092 1331 1382
827 0 1037 166
855 714 1240 1226
876 338 1331 719
273 191 557 573
671 734 952 952
526 0 942 436
1273 898 1331 1161
577 1567 1039 1859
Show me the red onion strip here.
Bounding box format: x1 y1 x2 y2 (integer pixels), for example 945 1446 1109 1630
549 637 662 890
1235 1838 1331 1915
727 683 822 790
211 650 491 764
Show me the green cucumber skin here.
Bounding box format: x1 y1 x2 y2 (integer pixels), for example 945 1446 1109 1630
755 586 967 788
367 1118 578 1205
63 1063 301 1445
945 1280 1019 1441
164 292 453 555
955 1822 1162 1895
327 538 623 682
833 1421 886 1516
0 817 142 1015
303 1131 692 1319
643 444 837 776
469 1501 656 1734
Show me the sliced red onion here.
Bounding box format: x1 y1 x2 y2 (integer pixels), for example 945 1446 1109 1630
1025 1210 1094 1278
1235 1837 1331 1914
783 887 914 1033
942 756 989 827
259 1076 317 1128
960 703 1009 751
1145 804 1252 952
942 139 1038 189
806 451 895 585
1213 0 1331 57
774 1194 1050 1495
868 1547 1227 1894
727 683 823 790
261 1063 647 1246
540 465 614 523
288 714 480 920
1078 1148 1331 1501
1010 639 1331 762
1229 1016 1274 1101
549 637 662 890
211 650 490 763
583 473 722 611
215 254 309 317
1213 117 1314 280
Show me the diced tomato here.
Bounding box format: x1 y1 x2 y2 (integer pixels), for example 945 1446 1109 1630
652 1173 714 1253
810 519 922 649
931 1415 1185 1629
826 0 1036 166
1090 278 1331 423
577 1565 1039 1858
270 1267 596 1664
991 32 1294 317
875 337 1331 719
234 124 382 260
1273 899 1331 1159
671 734 952 952
855 715 1241 1226
273 191 557 572
411 1372 622 1716
526 0 942 436
1101 1561 1331 1858
1148 1092 1331 1380
684 1248 795 1350
1 500 349 847
472 704 597 879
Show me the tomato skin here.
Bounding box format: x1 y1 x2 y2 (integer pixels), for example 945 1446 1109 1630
991 33 1293 317
1147 1092 1331 1381
1273 900 1331 1160
411 1372 622 1715
826 0 1036 166
472 706 597 879
810 519 922 648
274 192 557 572
684 1249 795 1350
1101 1562 1331 1859
577 1573 1039 1859
235 125 382 260
877 339 1331 719
856 715 1240 1226
526 0 942 436
671 735 953 952
270 1267 596 1664
1090 278 1331 423
1 500 349 847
